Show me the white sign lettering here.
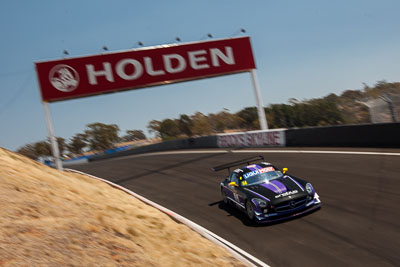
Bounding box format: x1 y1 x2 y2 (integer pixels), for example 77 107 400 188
86 47 235 85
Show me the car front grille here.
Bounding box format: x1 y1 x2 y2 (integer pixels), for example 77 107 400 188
274 197 307 213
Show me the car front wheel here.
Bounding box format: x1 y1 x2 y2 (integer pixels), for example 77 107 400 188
246 200 255 221
221 188 228 205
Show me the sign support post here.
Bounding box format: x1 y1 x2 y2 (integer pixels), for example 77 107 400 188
42 101 63 170
250 69 268 130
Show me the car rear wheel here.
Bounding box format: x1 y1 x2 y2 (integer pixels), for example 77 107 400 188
246 200 255 221
221 188 228 205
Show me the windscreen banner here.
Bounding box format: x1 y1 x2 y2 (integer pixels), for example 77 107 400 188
217 129 286 148
35 37 256 102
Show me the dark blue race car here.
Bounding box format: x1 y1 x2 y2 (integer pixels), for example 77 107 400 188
213 156 321 223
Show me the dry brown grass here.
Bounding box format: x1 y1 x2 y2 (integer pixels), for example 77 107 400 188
0 148 245 267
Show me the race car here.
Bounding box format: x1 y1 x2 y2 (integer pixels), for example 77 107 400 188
213 156 321 223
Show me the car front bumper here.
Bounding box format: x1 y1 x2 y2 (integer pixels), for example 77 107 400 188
254 193 321 223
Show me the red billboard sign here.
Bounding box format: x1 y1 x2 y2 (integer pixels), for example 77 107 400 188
35 37 256 102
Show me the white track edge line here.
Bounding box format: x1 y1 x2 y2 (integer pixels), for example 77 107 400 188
65 168 270 267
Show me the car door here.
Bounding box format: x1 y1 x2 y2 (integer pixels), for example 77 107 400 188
229 173 246 209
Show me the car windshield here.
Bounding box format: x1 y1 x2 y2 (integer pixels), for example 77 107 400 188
242 170 284 186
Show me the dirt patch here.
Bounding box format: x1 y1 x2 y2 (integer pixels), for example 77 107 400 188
0 148 245 266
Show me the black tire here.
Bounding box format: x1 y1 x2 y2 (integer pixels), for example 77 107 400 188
221 188 229 205
246 200 255 221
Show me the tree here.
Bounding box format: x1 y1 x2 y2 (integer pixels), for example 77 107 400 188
122 130 146 141
191 112 212 135
237 107 259 130
178 114 193 137
84 122 120 150
68 133 87 155
147 120 162 137
34 141 52 158
324 93 339 103
208 113 225 132
16 143 38 160
159 119 180 140
268 98 344 128
208 111 241 132
17 139 66 161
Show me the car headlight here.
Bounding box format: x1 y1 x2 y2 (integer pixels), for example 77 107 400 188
253 198 267 208
306 183 314 194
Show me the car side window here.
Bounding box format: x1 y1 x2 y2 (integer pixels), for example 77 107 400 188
230 173 239 185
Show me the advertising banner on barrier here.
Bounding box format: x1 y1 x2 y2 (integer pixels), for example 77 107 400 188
218 130 286 148
35 37 256 102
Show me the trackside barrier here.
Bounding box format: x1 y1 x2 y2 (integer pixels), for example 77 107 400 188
64 168 270 267
104 145 133 154
89 122 400 162
285 122 400 148
63 158 89 167
90 136 218 161
90 130 286 161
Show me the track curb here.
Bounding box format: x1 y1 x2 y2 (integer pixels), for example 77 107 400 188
64 168 270 267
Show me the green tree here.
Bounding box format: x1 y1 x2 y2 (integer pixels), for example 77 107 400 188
236 107 259 130
123 130 146 141
34 141 52 158
16 143 38 160
159 119 180 140
269 104 286 128
178 114 193 137
84 122 120 150
208 111 241 132
191 112 212 135
17 138 66 160
147 120 162 137
68 133 87 155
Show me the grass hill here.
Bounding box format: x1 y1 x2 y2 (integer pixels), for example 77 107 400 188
0 148 244 266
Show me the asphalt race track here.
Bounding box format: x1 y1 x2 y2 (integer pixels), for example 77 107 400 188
72 148 400 267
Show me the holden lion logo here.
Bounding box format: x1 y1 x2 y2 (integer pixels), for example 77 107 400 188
49 64 79 92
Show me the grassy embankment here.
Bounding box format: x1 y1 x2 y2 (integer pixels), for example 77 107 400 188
0 148 244 266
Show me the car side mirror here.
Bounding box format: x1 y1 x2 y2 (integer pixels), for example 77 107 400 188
282 168 288 174
229 182 238 187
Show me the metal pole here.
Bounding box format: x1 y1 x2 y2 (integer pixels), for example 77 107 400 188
250 69 268 130
42 102 63 170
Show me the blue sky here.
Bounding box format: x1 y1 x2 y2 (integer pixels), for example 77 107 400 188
1 0 399 151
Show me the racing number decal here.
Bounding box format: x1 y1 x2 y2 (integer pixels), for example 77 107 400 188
233 192 240 202
241 180 247 186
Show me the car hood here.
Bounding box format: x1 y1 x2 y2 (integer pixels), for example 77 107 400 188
243 176 306 202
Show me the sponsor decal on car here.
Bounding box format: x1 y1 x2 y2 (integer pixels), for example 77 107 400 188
243 167 275 179
274 190 298 199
